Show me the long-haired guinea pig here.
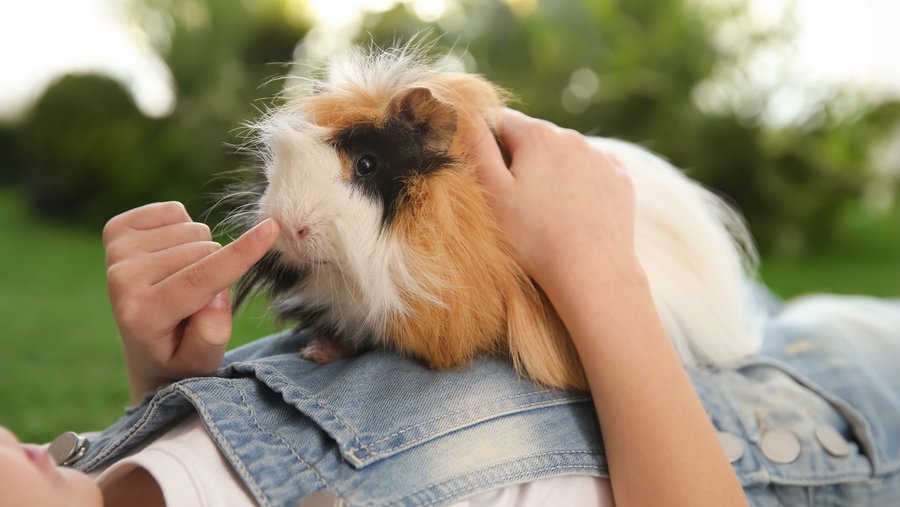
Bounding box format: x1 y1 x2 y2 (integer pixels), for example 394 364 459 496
230 46 763 391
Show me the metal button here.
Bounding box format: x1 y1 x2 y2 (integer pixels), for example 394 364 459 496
717 431 745 463
759 429 801 464
297 491 344 507
815 425 851 457
48 431 88 466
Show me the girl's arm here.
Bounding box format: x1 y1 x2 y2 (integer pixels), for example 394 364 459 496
473 109 747 507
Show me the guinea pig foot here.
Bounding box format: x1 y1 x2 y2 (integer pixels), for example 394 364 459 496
299 340 348 364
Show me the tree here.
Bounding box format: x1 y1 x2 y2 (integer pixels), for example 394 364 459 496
10 0 308 224
360 0 898 254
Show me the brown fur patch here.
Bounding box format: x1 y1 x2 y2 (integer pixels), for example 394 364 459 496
303 86 385 131
387 167 587 389
380 68 587 389
388 87 458 154
386 168 507 366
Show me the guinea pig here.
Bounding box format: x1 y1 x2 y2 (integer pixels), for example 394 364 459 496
230 45 763 391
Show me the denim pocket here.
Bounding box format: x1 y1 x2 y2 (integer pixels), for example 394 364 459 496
715 359 878 485
227 350 593 469
693 295 900 488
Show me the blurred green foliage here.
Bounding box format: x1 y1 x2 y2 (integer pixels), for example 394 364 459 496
1 0 898 255
364 0 899 255
0 123 16 185
17 76 163 220
3 0 307 224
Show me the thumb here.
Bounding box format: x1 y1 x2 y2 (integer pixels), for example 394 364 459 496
171 289 232 375
469 113 514 195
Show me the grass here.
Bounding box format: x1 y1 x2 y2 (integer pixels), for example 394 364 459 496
759 205 900 299
0 188 897 443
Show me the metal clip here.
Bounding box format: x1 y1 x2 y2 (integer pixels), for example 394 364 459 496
48 431 88 466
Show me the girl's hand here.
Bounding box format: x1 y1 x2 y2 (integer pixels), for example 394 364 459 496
472 110 748 506
472 108 641 297
103 202 279 403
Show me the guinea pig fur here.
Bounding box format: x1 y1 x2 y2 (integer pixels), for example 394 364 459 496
232 46 763 391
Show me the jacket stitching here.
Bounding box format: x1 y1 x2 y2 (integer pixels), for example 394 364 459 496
81 387 184 469
357 390 585 450
256 365 367 450
230 377 338 495
257 363 591 463
175 381 272 507
352 398 591 460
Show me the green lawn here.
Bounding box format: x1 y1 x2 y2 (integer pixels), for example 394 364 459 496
759 205 900 298
0 190 283 443
0 189 897 443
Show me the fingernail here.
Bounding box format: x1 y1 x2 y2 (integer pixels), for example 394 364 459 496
209 289 230 310
253 218 278 241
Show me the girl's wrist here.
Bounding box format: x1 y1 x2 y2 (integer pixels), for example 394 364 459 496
535 253 647 306
537 257 656 349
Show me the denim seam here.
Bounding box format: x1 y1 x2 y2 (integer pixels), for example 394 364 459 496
229 377 338 496
254 365 367 450
351 398 592 462
174 381 271 507
762 469 878 484
380 450 604 506
257 363 590 464
358 390 586 449
81 386 186 470
370 390 588 448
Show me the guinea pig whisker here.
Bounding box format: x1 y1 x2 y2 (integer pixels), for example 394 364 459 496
216 206 262 238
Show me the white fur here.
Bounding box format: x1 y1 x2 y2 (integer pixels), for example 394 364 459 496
591 137 764 364
256 115 414 344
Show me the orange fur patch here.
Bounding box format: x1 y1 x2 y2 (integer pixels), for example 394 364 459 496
303 87 385 130
387 166 587 389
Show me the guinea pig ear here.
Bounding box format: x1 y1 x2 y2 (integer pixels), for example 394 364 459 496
388 87 458 154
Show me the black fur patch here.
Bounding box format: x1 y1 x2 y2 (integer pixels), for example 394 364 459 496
233 251 307 311
331 120 454 225
277 305 348 342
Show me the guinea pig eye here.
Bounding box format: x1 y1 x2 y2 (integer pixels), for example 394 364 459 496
354 155 378 177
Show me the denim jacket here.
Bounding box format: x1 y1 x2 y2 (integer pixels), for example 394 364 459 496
71 295 900 507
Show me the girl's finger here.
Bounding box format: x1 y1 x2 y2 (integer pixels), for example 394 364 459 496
155 219 280 321
494 109 551 160
142 241 223 286
103 202 192 245
169 289 232 376
470 113 515 194
105 222 214 266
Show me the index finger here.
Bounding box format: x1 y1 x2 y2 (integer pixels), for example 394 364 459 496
155 219 281 320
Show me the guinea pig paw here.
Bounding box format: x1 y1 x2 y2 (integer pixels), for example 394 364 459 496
299 340 348 364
